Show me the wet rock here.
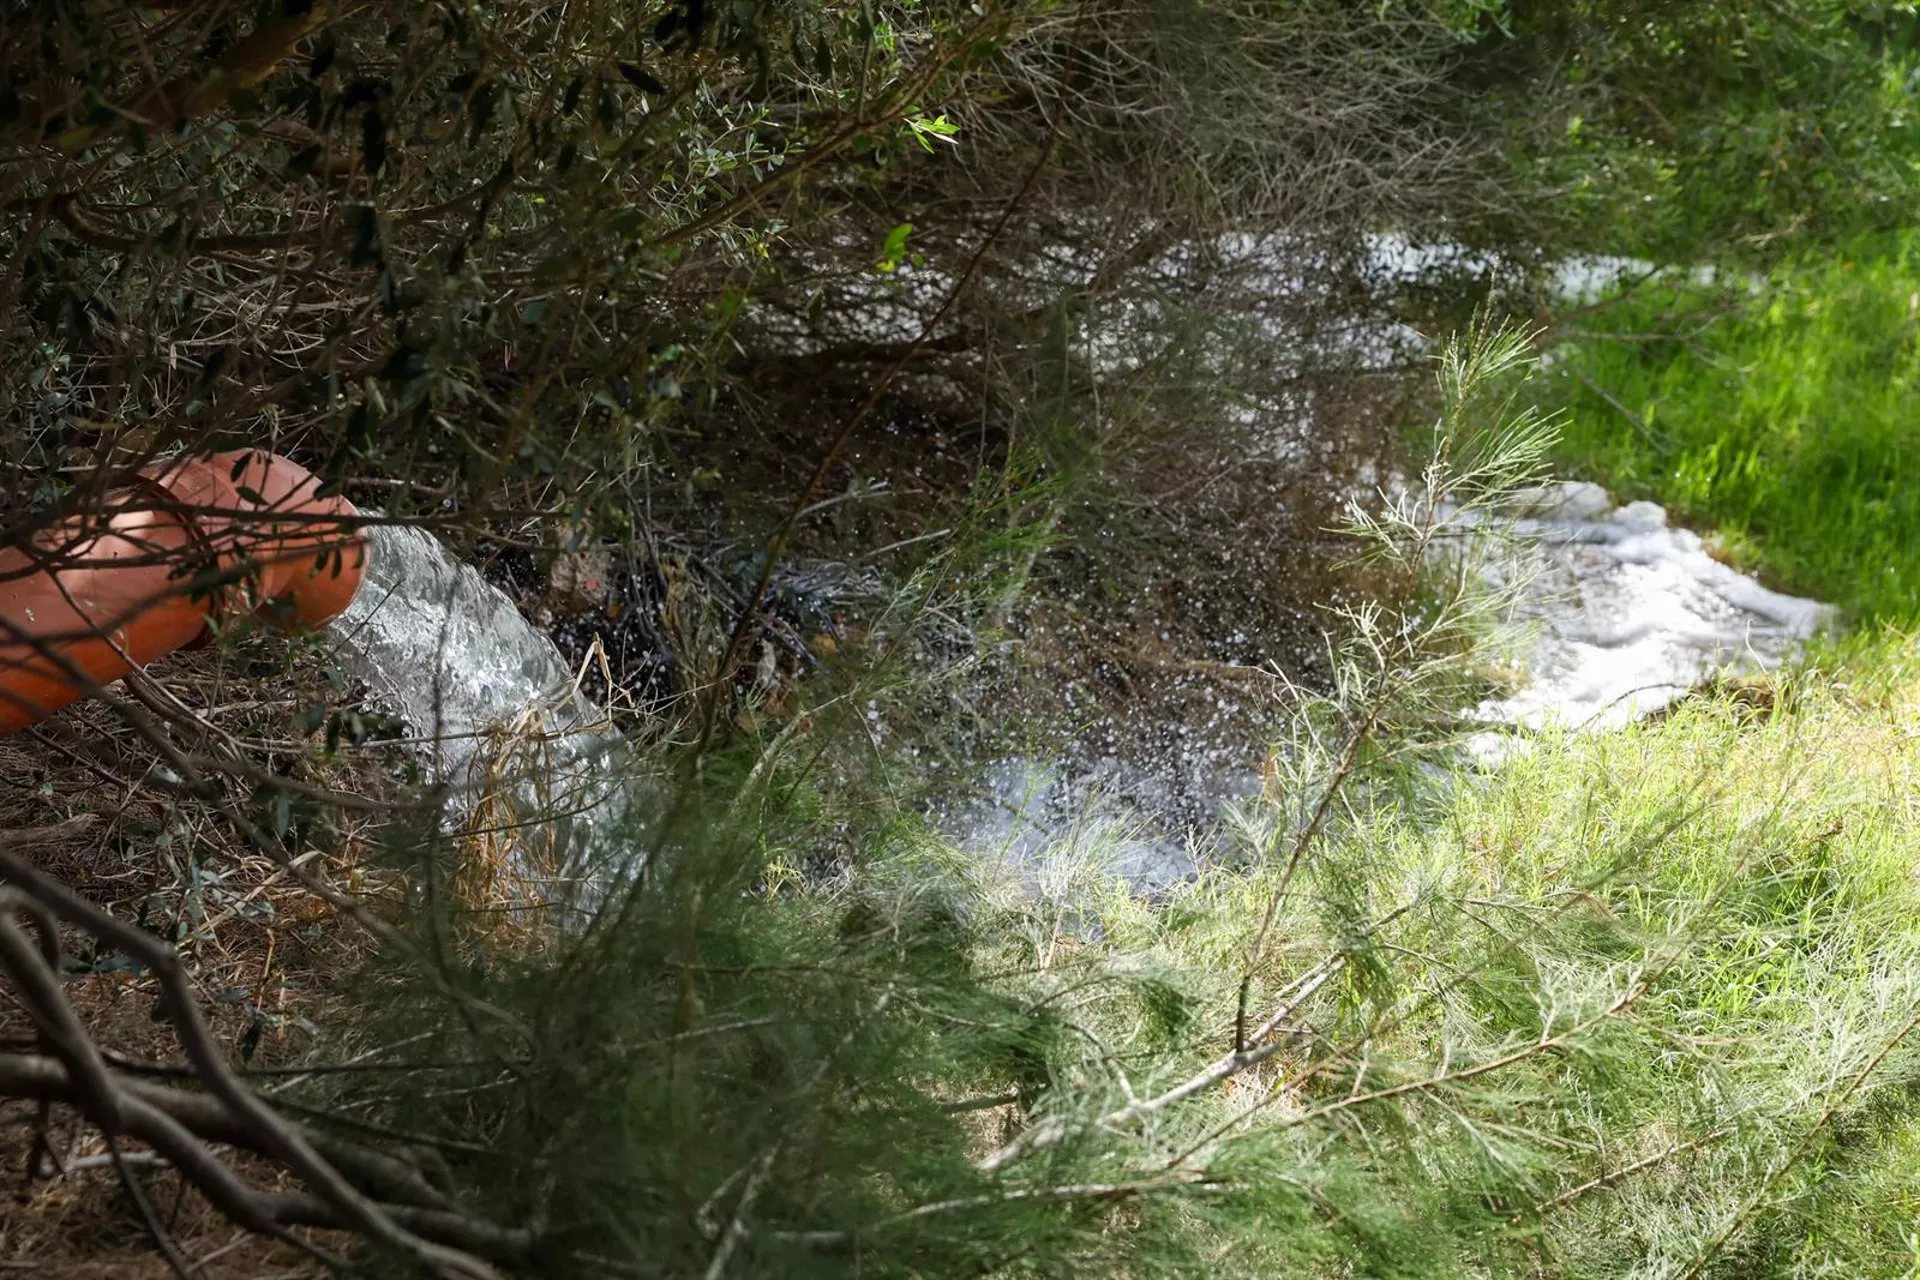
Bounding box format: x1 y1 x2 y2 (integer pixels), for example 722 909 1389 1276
548 540 614 615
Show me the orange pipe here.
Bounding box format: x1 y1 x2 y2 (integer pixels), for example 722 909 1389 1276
0 450 367 734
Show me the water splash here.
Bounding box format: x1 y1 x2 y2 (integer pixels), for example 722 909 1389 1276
324 524 642 881
949 482 1835 886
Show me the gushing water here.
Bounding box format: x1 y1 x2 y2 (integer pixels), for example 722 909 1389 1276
318 240 1833 895
948 483 1835 885
325 524 641 880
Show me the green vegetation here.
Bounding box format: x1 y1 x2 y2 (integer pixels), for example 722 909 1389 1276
388 649 1920 1276
357 328 1920 1277
1550 236 1920 623
1458 2 1920 260
965 648 1920 1277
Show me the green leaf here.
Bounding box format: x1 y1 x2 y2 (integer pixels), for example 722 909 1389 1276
876 221 914 273
905 112 959 153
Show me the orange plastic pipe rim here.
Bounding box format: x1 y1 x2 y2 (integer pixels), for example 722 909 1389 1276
0 451 369 735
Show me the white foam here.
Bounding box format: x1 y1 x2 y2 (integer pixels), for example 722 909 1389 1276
1466 483 1834 747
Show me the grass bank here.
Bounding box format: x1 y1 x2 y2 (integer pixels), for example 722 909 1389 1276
907 493 1920 1276
349 329 1920 1276
935 306 1920 1273
1549 233 1920 624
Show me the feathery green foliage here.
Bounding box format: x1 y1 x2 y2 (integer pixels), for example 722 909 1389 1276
1456 1 1920 259
1010 639 1920 1278
326 329 1920 1278
8 2 1920 1276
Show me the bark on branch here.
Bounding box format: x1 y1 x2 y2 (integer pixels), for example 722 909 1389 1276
0 823 532 1276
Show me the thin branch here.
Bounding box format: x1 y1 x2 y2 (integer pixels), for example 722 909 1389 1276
1676 997 1920 1280
0 830 526 1277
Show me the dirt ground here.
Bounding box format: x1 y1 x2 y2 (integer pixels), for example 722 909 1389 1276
0 642 408 1277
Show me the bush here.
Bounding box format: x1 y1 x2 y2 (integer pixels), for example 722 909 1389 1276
1453 1 1920 261
335 336 1920 1276
8 3 1920 1276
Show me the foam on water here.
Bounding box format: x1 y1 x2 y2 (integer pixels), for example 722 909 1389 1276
1467 482 1833 745
958 756 1249 898
949 483 1835 885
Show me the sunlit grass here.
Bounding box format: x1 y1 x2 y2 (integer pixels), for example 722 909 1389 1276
942 321 1920 1273
979 638 1920 1276
1549 232 1920 624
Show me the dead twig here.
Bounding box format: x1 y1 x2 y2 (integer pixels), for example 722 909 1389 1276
0 821 531 1277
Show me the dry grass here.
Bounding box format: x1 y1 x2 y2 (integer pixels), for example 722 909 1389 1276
0 997 337 1278
0 637 421 1276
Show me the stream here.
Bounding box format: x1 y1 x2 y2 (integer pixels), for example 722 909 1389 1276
326 482 1831 890
319 252 1827 888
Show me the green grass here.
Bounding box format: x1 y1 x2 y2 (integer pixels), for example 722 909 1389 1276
1549 233 1920 624
340 317 1920 1277
1442 660 1920 1275
987 650 1920 1276
935 305 1920 1272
